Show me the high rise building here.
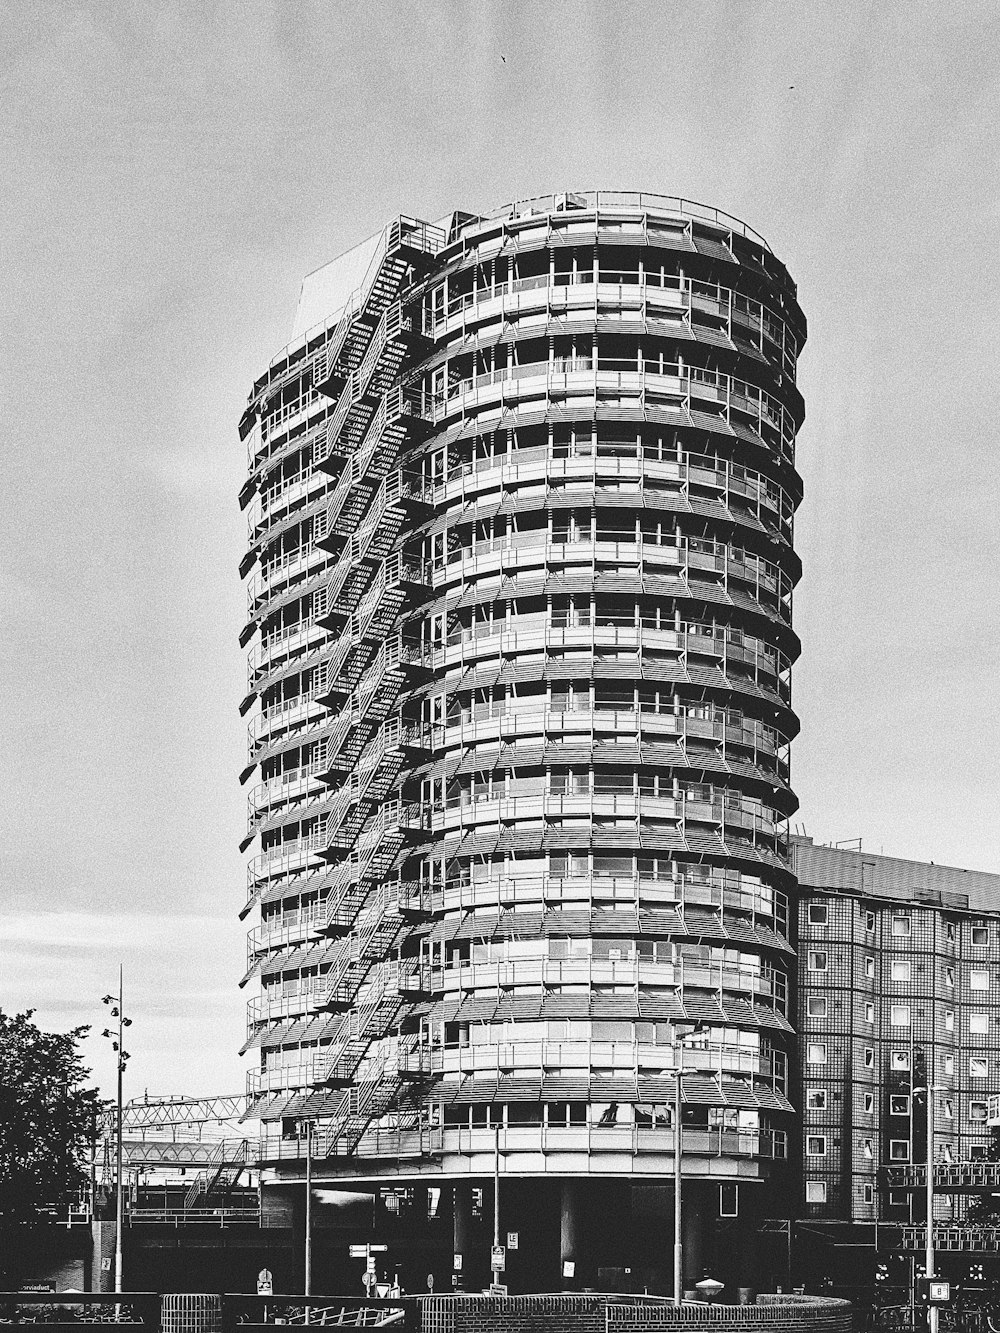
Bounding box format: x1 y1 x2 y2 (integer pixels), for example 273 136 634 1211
238 193 807 1292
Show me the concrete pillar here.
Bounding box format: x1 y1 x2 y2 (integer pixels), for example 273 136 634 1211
452 1183 473 1290
682 1188 705 1298
560 1179 583 1289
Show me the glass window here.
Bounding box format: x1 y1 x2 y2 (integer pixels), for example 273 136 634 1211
864 1048 875 1069
865 1002 875 1023
972 926 989 946
807 1043 828 1065
970 1102 988 1123
891 1051 910 1071
945 967 955 988
891 960 910 982
807 996 828 1018
970 1013 989 1035
806 1090 827 1110
890 1095 910 1116
945 1010 955 1031
806 1135 827 1157
808 951 828 972
865 956 875 979
891 1005 910 1028
863 1184 874 1204
808 903 828 925
889 1140 910 1161
970 1057 988 1078
944 1054 955 1075
865 910 876 933
891 916 911 937
861 1139 874 1159
946 921 955 941
805 1181 827 1203
864 1094 875 1113
971 969 990 991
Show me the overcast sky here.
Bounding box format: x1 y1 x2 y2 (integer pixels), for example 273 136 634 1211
3 0 999 1101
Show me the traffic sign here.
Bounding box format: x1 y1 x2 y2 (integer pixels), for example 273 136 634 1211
489 1284 508 1296
507 1232 519 1250
362 1271 376 1291
491 1245 505 1272
929 1282 951 1304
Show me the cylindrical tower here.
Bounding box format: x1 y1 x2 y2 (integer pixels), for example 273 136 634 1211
239 193 806 1292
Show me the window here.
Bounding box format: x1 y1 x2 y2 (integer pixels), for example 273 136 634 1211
945 967 955 988
891 1051 910 1071
865 956 876 979
861 1138 874 1159
807 1043 828 1065
970 1013 989 1035
970 1057 989 1079
864 1094 875 1114
806 1090 827 1110
890 1095 910 1116
945 1010 955 1032
891 960 910 982
946 921 956 941
807 996 828 1019
808 950 828 972
808 903 828 925
890 1140 910 1161
891 1005 911 1028
971 969 990 992
970 1102 988 1123
805 1181 827 1203
892 915 911 937
865 1002 875 1023
972 926 989 946
806 1135 827 1157
864 1048 875 1069
944 1099 953 1119
865 910 876 933
863 1184 874 1205
943 1054 955 1076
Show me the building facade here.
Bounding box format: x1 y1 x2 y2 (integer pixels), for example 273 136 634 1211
238 193 807 1292
793 836 1000 1287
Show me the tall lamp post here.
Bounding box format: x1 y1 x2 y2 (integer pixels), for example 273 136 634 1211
101 967 132 1294
913 1085 945 1333
673 1023 709 1307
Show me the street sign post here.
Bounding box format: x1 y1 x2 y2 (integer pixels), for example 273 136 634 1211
491 1245 505 1272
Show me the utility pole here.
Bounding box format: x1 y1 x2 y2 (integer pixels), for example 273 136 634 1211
926 1094 936 1333
305 1120 313 1296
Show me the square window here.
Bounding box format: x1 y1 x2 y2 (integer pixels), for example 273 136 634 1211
864 1094 875 1114
890 1095 910 1116
970 1143 988 1158
970 1102 988 1123
807 996 828 1019
970 1057 988 1078
806 1135 827 1156
891 960 910 982
890 1140 910 1161
808 951 828 972
891 1005 910 1028
805 1181 827 1203
891 1051 910 1071
807 1043 828 1065
806 1090 827 1110
892 916 911 937
970 1013 989 1035
889 1189 909 1206
973 927 989 946
808 903 828 925
865 956 876 979
971 969 990 992
865 1002 875 1023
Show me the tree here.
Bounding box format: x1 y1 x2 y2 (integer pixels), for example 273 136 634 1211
0 1010 104 1281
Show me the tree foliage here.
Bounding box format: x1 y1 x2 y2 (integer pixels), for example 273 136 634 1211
0 1010 104 1224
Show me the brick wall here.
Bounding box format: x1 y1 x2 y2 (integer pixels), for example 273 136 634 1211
420 1293 852 1333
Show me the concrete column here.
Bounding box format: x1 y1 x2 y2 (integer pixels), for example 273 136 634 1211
682 1188 705 1297
560 1179 583 1289
452 1183 473 1290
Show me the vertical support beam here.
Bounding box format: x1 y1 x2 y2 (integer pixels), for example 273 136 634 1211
560 1179 582 1290
452 1183 473 1290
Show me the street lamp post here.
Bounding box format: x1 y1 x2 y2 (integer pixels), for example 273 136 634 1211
101 967 132 1294
913 1084 944 1333
673 1023 708 1307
